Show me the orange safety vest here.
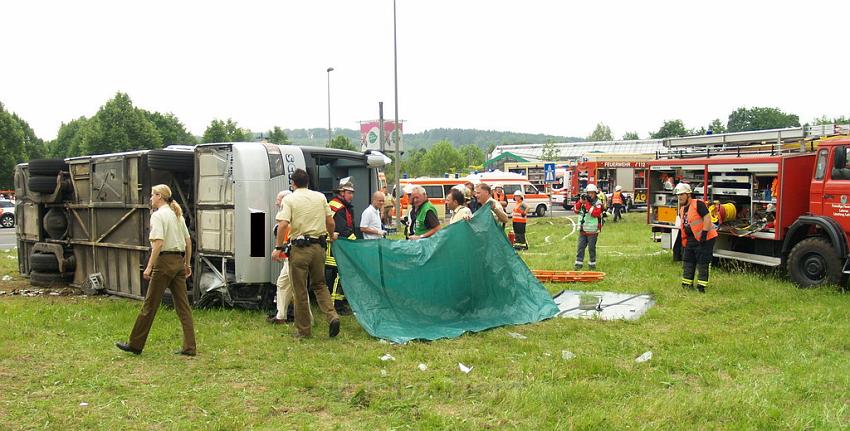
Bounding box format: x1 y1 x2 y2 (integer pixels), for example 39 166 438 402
512 202 527 223
494 190 507 208
679 200 717 247
612 191 623 205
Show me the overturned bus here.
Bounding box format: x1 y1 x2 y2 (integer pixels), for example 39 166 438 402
14 143 389 309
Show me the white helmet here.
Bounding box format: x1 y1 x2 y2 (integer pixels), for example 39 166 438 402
585 184 598 193
615 185 622 191
673 182 692 194
513 190 524 197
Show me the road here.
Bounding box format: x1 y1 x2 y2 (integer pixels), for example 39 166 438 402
0 229 16 250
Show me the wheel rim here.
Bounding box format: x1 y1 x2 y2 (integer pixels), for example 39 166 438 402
801 252 827 282
0 217 11 227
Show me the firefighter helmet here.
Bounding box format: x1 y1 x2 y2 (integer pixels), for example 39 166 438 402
673 182 692 195
615 185 623 191
334 177 355 192
585 184 598 193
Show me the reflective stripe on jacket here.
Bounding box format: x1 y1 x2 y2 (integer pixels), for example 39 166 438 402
679 201 718 247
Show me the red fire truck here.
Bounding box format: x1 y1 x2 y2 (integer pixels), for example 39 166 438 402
553 154 651 209
647 125 850 287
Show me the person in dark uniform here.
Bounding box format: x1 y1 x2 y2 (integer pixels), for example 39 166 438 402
326 177 356 315
116 184 196 356
675 182 718 293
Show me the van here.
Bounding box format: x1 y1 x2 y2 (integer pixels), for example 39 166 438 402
397 171 550 219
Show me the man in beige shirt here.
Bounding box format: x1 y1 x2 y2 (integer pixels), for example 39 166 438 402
272 169 340 338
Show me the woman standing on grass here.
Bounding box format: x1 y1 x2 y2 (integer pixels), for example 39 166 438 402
116 184 196 356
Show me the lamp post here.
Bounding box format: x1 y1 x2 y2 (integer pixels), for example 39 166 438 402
392 0 402 229
326 66 334 147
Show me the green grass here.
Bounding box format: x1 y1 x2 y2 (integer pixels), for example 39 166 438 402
2 213 850 430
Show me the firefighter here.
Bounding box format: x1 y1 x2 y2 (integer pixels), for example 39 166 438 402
675 182 718 293
611 185 625 222
574 184 603 270
512 190 528 250
493 184 509 211
326 177 356 315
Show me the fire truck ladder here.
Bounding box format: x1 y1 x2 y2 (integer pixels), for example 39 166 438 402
656 124 849 160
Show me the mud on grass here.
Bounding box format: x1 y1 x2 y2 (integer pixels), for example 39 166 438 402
2 213 850 429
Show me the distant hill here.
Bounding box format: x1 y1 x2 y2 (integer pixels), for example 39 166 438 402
280 127 583 151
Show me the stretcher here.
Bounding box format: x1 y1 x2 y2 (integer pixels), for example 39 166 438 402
532 270 605 283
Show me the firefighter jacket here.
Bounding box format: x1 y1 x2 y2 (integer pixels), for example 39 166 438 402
512 202 527 224
679 200 717 247
329 195 355 238
612 191 624 205
575 197 603 234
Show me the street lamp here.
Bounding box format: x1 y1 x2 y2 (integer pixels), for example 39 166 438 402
392 0 401 229
327 66 334 147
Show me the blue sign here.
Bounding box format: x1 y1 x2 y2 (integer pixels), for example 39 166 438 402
543 163 556 182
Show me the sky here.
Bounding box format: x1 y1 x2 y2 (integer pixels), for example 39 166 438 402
2 0 848 141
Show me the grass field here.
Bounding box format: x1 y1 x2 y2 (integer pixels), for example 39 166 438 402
2 213 850 430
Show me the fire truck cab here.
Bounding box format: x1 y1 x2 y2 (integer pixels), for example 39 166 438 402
648 125 850 287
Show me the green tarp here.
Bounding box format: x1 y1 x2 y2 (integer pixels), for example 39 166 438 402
333 208 559 343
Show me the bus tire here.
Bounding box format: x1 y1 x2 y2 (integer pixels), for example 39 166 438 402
787 237 844 288
28 176 59 194
28 159 68 176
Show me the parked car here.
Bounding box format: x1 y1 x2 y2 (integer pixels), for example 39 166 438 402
0 200 14 228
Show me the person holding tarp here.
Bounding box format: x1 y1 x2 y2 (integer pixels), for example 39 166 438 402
475 183 510 227
406 185 442 240
675 182 717 293
446 187 472 224
574 183 603 270
116 184 196 356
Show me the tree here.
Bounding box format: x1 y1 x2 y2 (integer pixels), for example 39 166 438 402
0 102 27 189
540 139 561 161
79 92 162 155
812 115 850 125
203 118 248 143
727 107 800 133
328 135 359 152
458 144 484 167
622 131 640 140
144 111 196 146
588 123 613 141
650 119 689 139
401 148 428 178
267 126 290 144
51 117 88 158
707 118 726 135
422 140 464 175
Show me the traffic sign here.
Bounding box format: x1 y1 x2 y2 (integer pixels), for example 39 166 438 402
544 163 556 182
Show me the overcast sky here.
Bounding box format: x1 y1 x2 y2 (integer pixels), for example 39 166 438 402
2 0 848 141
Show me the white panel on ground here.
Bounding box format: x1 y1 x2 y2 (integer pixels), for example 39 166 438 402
552 290 654 320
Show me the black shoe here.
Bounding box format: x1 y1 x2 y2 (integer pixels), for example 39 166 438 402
697 286 705 293
174 349 197 356
335 305 353 316
116 342 141 355
329 318 340 338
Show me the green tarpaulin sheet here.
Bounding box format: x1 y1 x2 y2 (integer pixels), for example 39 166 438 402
333 208 559 343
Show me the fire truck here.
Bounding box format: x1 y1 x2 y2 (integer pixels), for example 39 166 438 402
552 154 652 209
647 124 850 287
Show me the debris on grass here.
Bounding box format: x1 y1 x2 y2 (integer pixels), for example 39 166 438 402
561 350 576 360
458 363 473 374
380 353 395 361
507 332 527 340
1 275 12 281
79 402 89 407
635 351 653 363
418 363 427 371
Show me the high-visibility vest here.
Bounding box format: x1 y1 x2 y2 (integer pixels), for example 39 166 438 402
679 200 718 247
612 191 623 205
512 202 527 223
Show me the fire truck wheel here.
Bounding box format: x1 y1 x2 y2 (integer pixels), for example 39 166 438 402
535 204 546 217
28 159 68 176
29 253 60 273
787 237 844 288
28 176 59 194
147 150 194 173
